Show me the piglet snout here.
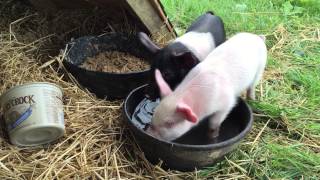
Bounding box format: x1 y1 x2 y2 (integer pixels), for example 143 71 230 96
143 123 151 131
144 124 161 139
145 123 157 132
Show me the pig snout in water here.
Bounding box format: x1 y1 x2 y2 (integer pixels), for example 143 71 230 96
138 11 226 100
145 32 267 141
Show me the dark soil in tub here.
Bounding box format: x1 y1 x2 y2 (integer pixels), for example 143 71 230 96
80 51 150 73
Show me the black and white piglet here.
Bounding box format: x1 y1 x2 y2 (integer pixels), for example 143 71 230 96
139 11 226 100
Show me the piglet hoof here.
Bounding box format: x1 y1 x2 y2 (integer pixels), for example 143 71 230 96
248 94 255 101
143 123 150 131
144 94 150 99
207 128 219 143
246 88 256 100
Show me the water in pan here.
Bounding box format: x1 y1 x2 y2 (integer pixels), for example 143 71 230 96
131 98 160 130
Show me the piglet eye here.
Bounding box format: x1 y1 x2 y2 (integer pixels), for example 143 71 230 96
163 71 172 78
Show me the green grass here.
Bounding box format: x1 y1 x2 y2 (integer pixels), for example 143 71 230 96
162 0 320 178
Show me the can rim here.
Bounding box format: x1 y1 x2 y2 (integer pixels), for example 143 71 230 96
9 123 65 146
0 82 63 105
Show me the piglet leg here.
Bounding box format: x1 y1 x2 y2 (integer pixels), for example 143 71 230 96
247 62 266 100
246 85 255 100
207 109 230 139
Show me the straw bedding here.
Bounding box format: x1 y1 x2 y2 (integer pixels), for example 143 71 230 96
0 1 258 179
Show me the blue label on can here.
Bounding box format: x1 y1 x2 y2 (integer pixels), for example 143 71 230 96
7 106 32 131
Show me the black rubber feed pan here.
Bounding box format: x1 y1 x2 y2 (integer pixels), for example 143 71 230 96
123 84 253 171
63 33 153 99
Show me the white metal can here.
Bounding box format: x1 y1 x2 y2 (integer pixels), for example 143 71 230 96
0 82 65 146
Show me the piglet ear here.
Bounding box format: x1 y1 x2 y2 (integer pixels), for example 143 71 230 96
173 51 199 69
155 69 172 98
176 102 198 123
138 32 160 54
206 11 214 15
